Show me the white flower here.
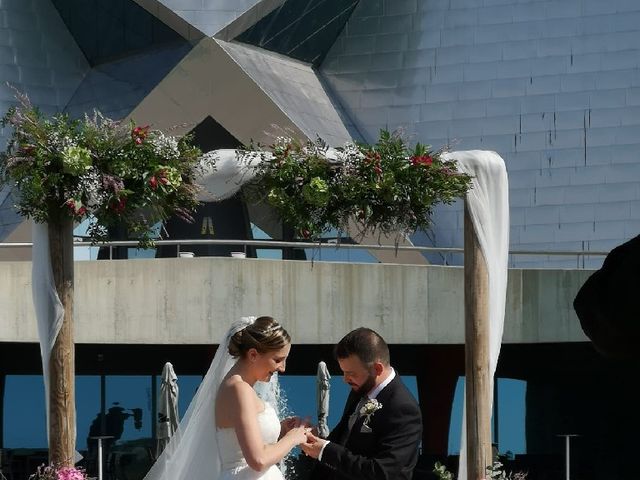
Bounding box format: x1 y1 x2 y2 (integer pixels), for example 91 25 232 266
359 398 382 428
273 136 292 150
151 131 180 159
336 142 364 162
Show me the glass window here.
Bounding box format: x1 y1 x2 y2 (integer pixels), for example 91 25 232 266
448 376 527 455
104 376 151 442
496 378 526 455
76 375 101 454
3 375 47 448
103 376 154 480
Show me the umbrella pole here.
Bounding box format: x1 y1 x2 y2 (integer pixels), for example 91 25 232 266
97 438 103 480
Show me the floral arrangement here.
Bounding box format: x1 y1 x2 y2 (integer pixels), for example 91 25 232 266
0 88 207 247
433 460 528 480
29 464 87 480
246 129 472 240
360 398 383 427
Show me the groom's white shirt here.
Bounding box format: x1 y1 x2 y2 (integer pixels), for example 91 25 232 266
318 368 396 460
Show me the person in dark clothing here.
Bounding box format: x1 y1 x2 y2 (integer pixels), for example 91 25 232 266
302 328 422 480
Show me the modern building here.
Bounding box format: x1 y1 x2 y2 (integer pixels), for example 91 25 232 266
1 1 639 479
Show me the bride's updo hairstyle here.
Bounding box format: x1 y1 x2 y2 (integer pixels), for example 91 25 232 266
228 316 291 358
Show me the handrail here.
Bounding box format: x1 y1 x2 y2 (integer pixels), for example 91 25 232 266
0 238 610 257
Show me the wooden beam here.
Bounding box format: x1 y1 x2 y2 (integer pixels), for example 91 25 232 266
464 202 492 479
48 219 76 466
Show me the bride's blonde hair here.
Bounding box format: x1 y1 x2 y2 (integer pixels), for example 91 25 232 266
228 316 290 358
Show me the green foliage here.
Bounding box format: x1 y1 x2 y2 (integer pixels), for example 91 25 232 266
432 460 528 480
433 461 454 480
246 129 472 240
0 89 204 247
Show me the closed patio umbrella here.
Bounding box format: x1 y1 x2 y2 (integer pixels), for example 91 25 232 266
156 362 179 457
316 361 331 439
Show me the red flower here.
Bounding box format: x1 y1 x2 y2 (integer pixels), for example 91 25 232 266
65 199 86 217
300 229 311 239
411 155 433 166
148 176 158 190
364 151 381 163
373 165 383 175
131 125 150 145
110 197 127 214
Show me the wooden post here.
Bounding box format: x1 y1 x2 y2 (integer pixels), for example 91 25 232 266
48 218 76 466
464 202 492 479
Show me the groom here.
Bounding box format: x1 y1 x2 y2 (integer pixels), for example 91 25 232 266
302 327 422 480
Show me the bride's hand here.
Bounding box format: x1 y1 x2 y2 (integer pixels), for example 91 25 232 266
281 415 313 434
284 425 311 445
280 416 302 435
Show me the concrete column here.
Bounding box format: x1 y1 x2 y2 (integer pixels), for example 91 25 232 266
417 346 464 455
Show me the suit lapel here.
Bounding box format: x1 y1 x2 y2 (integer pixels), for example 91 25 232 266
345 377 399 443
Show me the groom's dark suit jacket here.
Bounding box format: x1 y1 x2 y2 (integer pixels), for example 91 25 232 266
310 374 422 480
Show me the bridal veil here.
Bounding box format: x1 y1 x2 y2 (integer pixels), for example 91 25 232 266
143 316 256 480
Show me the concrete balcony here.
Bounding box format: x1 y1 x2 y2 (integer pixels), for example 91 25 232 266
0 257 591 345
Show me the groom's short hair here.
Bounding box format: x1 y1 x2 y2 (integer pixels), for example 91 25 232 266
335 327 390 366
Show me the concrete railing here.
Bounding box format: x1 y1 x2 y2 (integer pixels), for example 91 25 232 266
0 256 591 345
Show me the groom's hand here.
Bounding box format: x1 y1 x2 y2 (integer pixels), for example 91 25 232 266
300 432 326 459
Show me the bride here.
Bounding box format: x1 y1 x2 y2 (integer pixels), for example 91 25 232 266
143 316 310 480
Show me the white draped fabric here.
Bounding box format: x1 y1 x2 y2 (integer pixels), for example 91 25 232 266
443 151 509 480
196 149 267 202
32 222 65 444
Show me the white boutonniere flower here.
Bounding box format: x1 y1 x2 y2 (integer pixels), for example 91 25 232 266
359 398 383 430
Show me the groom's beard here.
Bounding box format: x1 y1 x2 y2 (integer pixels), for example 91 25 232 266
353 373 377 396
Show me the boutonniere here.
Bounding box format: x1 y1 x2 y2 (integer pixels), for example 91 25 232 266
359 398 383 430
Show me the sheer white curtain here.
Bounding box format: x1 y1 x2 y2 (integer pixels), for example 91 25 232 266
442 151 509 480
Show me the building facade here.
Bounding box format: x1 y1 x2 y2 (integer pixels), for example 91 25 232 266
1 1 639 479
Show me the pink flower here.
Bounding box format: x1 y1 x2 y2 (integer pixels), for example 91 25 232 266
56 466 86 480
148 175 158 190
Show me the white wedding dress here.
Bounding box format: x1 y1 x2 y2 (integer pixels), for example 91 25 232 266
143 318 287 480
218 402 284 479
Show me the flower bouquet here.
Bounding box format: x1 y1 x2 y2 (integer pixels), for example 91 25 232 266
246 129 472 241
29 464 87 480
0 88 207 247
